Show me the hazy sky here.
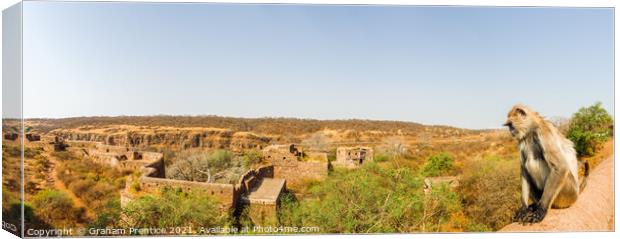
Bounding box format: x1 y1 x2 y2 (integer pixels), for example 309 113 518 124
22 2 614 129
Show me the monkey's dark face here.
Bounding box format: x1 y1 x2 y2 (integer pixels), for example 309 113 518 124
504 121 517 137
504 105 534 140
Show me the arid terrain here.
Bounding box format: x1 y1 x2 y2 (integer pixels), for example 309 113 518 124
2 114 613 235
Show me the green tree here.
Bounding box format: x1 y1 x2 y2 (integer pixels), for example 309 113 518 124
421 152 455 177
567 102 613 157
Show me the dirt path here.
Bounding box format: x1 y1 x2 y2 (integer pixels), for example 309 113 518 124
43 150 95 220
500 155 614 232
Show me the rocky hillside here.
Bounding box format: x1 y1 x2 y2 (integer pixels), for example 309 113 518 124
21 116 500 155
51 125 272 151
24 115 481 136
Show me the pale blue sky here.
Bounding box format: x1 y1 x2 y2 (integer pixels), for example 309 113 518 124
22 2 614 129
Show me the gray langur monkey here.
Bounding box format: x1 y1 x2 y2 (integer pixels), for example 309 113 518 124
504 104 589 224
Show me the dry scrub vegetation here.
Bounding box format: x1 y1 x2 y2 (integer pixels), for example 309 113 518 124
6 102 612 234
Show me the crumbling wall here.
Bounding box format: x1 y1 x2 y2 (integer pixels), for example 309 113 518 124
83 139 328 220
263 144 304 161
86 144 164 173
25 133 41 141
95 144 132 155
248 203 278 226
126 152 238 209
270 158 328 185
65 140 100 148
334 146 374 168
3 132 18 141
236 165 275 196
138 176 238 209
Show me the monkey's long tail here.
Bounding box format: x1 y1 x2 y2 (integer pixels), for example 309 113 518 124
579 159 590 193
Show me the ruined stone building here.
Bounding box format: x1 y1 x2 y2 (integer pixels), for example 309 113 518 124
3 132 18 141
335 146 374 168
236 166 286 225
25 133 41 141
262 144 329 185
61 139 327 226
105 142 321 225
52 136 69 151
262 144 305 161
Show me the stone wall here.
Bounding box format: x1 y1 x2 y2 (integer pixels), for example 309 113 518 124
66 140 100 148
262 144 303 161
236 165 275 196
71 138 327 224
261 144 328 185
129 152 239 209
86 143 165 172
138 175 238 209
270 158 328 185
132 162 282 211
335 146 374 168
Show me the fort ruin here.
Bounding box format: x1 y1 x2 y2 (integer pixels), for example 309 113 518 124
4 132 17 141
61 140 329 225
262 144 329 185
25 133 41 142
334 146 374 168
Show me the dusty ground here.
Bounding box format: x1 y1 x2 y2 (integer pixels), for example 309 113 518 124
500 154 614 232
42 149 94 220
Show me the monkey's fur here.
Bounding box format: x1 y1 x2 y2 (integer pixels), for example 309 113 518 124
504 104 589 224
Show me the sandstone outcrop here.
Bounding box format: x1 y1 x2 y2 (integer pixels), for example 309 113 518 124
51 126 272 151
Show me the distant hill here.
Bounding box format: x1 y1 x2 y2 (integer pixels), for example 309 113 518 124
20 115 483 135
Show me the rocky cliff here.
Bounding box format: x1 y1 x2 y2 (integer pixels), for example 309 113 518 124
51 126 273 151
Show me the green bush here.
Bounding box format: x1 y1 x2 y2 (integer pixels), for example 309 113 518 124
55 156 127 226
373 153 390 162
131 180 142 192
567 102 613 157
239 150 263 167
88 199 121 231
421 152 454 177
278 162 465 232
30 189 84 227
209 150 234 168
121 187 229 232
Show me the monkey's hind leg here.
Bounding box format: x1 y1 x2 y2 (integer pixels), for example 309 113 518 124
551 176 579 209
524 170 577 223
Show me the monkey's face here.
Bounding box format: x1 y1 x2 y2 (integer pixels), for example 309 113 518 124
504 105 535 140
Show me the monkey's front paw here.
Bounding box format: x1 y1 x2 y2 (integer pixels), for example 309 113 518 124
524 204 547 224
513 206 529 223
